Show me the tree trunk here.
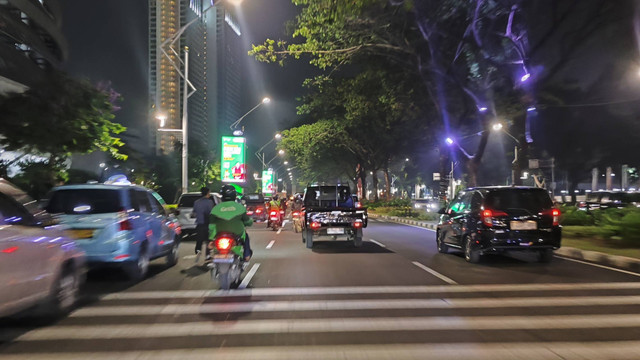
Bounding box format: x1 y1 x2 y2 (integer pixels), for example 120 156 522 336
467 127 491 187
356 163 366 201
372 171 379 202
383 166 391 200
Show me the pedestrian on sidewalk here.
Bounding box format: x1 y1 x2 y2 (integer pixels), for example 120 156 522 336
193 187 214 262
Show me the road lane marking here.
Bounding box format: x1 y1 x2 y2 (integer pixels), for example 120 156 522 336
369 239 386 248
555 256 640 278
412 261 458 285
266 240 275 249
238 263 260 289
71 295 640 317
402 223 437 232
100 282 640 300
4 342 640 360
276 228 282 235
8 314 640 340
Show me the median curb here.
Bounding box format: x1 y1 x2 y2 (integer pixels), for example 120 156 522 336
370 213 640 274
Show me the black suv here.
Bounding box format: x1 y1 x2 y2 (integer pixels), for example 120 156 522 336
436 186 561 263
241 193 267 222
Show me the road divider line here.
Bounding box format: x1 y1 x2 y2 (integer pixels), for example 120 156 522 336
369 239 386 248
266 240 275 249
4 341 640 360
100 282 640 300
70 295 640 317
276 228 282 235
9 314 640 341
238 263 260 289
412 261 457 285
555 256 640 278
403 224 437 232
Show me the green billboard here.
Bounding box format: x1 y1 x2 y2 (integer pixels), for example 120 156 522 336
262 170 275 194
221 136 246 183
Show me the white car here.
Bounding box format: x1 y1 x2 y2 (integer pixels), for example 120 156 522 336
0 179 86 318
175 192 220 238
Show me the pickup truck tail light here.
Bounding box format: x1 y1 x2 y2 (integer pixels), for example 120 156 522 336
310 221 321 230
552 209 560 226
481 209 508 227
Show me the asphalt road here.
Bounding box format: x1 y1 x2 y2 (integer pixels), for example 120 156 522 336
2 218 640 359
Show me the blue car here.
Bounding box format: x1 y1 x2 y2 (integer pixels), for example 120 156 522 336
45 184 181 280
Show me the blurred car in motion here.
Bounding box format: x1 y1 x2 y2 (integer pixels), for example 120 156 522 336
0 179 86 318
412 198 439 212
175 192 220 238
437 186 561 264
578 191 640 211
45 184 181 281
242 193 267 222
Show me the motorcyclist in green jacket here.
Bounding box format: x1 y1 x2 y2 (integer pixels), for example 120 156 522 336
208 185 253 261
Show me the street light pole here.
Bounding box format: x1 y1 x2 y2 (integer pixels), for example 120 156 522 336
181 47 189 194
230 97 271 131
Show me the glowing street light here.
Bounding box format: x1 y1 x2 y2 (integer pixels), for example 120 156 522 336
520 73 531 82
278 149 285 155
155 113 167 128
492 123 503 131
445 137 454 145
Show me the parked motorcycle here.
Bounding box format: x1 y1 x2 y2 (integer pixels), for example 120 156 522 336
208 232 246 290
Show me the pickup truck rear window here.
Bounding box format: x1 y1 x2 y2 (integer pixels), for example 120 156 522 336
305 186 353 207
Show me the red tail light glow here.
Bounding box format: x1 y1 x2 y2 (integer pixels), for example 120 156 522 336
353 221 363 229
293 212 300 217
247 211 254 215
1 246 19 254
270 211 277 216
481 209 508 227
310 221 321 230
113 254 130 260
215 237 235 254
256 208 263 214
119 219 133 231
552 209 561 226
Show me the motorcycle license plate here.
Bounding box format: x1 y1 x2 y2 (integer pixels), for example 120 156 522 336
213 254 234 263
270 217 279 221
510 221 537 230
327 228 344 235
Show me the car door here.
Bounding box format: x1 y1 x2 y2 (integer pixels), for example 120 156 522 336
134 190 155 251
147 191 171 257
444 192 472 246
0 194 41 309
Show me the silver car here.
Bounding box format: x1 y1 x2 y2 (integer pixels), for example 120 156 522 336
0 179 86 318
175 192 220 238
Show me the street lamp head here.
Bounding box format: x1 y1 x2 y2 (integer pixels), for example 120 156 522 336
262 97 271 104
233 129 244 136
492 123 503 131
478 107 488 113
156 113 167 128
520 73 531 82
405 158 409 162
278 149 285 155
275 133 282 140
445 137 454 145
527 106 537 112
284 161 289 165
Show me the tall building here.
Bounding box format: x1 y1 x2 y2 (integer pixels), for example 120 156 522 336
149 0 243 156
0 0 67 93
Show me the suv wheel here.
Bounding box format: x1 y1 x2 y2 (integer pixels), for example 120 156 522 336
436 230 448 254
464 236 480 263
127 244 150 281
46 265 79 317
166 236 180 267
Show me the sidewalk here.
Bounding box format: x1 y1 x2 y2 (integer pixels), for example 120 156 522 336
369 213 640 273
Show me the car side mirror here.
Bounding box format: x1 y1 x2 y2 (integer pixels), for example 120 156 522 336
438 207 447 215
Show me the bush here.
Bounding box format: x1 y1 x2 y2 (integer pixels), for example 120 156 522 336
560 207 595 226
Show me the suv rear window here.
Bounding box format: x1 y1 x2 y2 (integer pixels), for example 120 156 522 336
47 189 123 214
484 189 553 213
178 194 200 208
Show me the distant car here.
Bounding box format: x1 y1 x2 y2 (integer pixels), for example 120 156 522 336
436 186 561 264
0 179 86 318
578 191 640 211
175 192 220 238
242 193 267 222
45 184 181 281
412 198 439 212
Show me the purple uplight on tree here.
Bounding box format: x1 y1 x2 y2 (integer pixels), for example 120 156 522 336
520 73 531 82
445 137 454 145
478 106 488 112
527 106 537 112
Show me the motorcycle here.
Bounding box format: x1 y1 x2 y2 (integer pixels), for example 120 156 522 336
208 232 246 290
292 210 303 233
268 209 284 231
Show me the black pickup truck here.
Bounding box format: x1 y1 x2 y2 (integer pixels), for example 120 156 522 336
301 185 368 249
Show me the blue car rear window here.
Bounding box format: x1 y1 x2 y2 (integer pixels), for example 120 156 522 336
47 189 123 214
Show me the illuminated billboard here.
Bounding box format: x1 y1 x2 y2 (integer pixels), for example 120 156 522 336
262 170 275 194
221 136 246 183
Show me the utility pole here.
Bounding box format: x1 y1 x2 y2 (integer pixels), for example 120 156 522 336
181 47 189 194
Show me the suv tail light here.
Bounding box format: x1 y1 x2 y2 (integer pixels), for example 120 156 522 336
119 219 133 231
215 237 235 255
552 209 560 226
481 209 508 227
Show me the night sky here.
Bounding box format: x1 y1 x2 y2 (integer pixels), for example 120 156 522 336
60 0 314 153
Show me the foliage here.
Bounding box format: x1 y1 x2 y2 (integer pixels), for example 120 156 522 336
0 71 126 160
11 160 68 200
561 207 640 246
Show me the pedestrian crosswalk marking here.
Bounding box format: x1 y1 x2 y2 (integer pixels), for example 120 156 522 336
4 341 640 360
6 314 640 341
70 295 640 317
100 281 640 300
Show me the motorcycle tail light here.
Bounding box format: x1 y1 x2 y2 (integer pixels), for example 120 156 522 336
293 212 300 217
247 211 254 215
270 211 277 216
353 221 363 229
215 237 235 255
310 221 321 230
256 208 263 214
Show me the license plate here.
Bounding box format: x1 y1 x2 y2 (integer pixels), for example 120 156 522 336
510 221 537 230
327 228 344 235
213 254 234 263
66 229 95 239
270 217 278 221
